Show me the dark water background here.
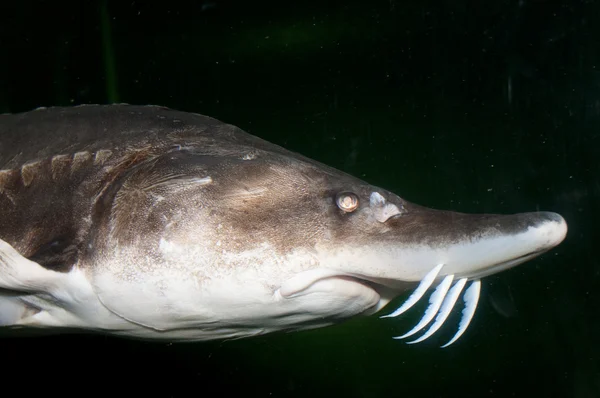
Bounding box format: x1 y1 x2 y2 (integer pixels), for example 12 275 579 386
1 1 599 397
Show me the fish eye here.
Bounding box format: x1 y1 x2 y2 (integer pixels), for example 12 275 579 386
336 192 359 212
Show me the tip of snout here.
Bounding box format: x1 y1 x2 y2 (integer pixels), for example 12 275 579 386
431 210 568 280
531 211 568 251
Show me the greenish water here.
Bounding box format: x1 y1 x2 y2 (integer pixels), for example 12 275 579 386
2 1 599 397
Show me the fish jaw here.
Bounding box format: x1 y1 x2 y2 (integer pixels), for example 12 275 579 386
308 210 568 347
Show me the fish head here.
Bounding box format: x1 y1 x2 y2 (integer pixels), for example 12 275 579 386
106 145 567 288
95 141 567 346
313 183 568 284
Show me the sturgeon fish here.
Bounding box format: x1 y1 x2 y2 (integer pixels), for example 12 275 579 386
0 104 567 347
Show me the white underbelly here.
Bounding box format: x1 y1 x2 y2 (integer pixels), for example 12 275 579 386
8 263 381 342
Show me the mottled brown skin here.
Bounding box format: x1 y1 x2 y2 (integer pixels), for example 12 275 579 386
0 104 559 280
0 105 335 274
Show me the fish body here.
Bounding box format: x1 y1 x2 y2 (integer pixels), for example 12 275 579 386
0 104 567 346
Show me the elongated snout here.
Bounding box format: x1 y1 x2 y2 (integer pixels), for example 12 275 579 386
492 210 568 253
385 208 568 281
448 210 567 279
